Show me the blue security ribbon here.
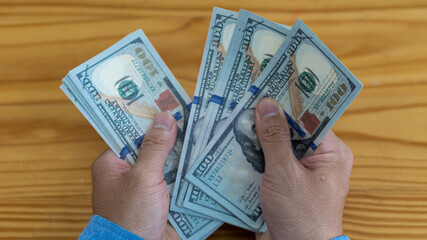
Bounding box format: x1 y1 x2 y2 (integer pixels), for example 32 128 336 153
186 102 192 111
284 112 306 138
193 96 201 105
310 142 317 151
134 135 145 148
284 112 318 151
173 111 183 121
248 85 260 95
209 95 225 105
187 96 201 111
229 101 238 110
119 145 132 160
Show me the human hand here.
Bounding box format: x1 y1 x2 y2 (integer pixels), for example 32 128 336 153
91 112 180 240
254 98 353 240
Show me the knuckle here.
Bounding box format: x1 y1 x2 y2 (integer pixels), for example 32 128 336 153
91 161 105 184
91 158 99 173
341 144 354 168
91 150 113 173
91 154 105 176
142 132 169 149
261 124 290 144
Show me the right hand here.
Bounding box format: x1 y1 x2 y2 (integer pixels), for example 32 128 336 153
254 98 353 240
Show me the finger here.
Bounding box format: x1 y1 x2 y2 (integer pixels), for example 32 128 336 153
91 149 132 184
327 132 354 174
256 231 272 240
313 131 341 155
300 131 353 172
298 132 338 170
255 98 300 173
132 112 177 183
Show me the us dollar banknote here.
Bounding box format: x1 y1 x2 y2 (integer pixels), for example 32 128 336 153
182 10 290 227
60 29 222 240
170 7 238 218
185 19 363 229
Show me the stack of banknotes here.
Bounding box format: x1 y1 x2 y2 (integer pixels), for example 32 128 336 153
61 7 362 240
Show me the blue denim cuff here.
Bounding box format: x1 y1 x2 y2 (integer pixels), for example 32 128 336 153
332 236 350 240
79 215 143 240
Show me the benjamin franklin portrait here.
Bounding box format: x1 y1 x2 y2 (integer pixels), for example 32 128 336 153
233 108 265 173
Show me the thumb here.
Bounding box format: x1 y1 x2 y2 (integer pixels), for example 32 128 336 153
132 112 177 184
255 98 300 174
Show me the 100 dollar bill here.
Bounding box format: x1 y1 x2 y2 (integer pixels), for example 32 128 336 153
183 9 290 230
61 29 221 240
170 7 238 218
185 19 363 229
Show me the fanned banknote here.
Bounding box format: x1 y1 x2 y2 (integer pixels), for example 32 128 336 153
170 7 238 219
182 10 291 228
60 29 221 240
61 8 364 237
185 19 363 229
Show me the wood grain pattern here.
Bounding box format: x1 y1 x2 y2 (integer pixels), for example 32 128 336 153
0 1 426 239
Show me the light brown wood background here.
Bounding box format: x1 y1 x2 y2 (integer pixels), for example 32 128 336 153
0 0 426 239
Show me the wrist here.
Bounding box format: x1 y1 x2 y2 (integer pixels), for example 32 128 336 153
267 222 342 240
310 223 343 240
308 225 343 240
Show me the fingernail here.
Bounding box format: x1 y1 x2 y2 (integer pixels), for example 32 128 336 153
154 112 174 130
258 98 280 119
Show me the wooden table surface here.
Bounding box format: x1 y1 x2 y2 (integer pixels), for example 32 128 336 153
1 1 427 239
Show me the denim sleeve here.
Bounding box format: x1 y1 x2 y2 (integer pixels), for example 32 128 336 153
79 215 143 240
332 236 350 240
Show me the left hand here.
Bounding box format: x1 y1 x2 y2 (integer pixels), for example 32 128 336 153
91 112 180 240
